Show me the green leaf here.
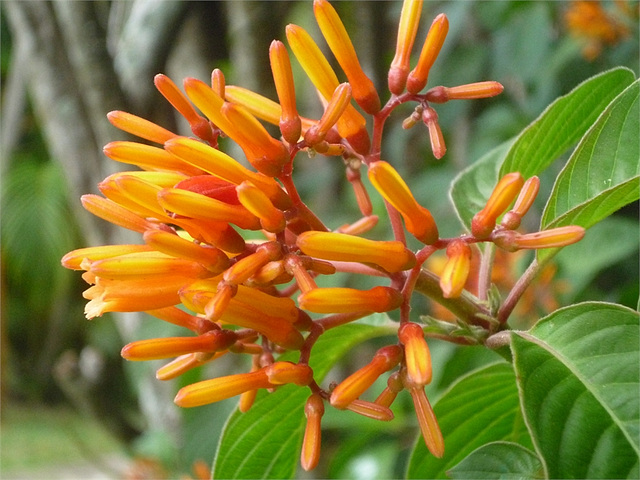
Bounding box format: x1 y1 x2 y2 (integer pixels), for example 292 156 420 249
499 67 636 178
450 67 635 236
537 81 640 263
212 322 394 479
447 442 543 479
450 139 514 230
406 362 532 479
512 302 639 478
554 216 639 297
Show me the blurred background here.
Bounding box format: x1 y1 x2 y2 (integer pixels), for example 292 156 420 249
1 1 638 478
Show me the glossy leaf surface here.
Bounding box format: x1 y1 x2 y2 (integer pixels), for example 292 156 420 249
512 302 639 478
447 441 543 479
538 80 639 263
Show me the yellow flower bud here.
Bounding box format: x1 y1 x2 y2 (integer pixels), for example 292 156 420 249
368 161 439 244
107 111 177 145
296 231 416 273
471 172 525 239
301 393 324 471
388 0 423 94
330 345 403 409
269 40 302 144
406 14 449 94
439 239 472 298
121 330 237 361
398 322 432 386
313 0 380 114
298 286 403 314
174 369 273 408
81 194 155 233
501 176 540 230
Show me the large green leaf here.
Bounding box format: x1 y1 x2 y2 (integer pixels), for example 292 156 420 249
538 81 640 263
450 67 635 230
212 321 395 479
447 441 543 479
554 216 639 297
512 302 639 478
406 362 532 479
499 67 635 178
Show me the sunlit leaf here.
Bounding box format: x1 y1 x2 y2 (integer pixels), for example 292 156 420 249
499 67 635 178
450 68 635 232
447 441 543 479
512 302 639 478
538 80 640 263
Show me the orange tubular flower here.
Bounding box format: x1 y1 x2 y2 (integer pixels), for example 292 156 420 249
81 195 156 234
426 81 504 103
330 345 403 409
407 384 444 458
368 161 439 244
304 83 352 146
238 357 261 413
439 239 472 299
103 141 203 176
154 74 214 142
211 68 226 97
174 363 310 408
406 14 449 94
143 230 230 273
121 330 237 361
265 362 313 386
107 111 177 145
157 188 260 230
223 243 282 285
301 394 325 471
501 176 540 230
493 225 586 252
156 352 224 381
220 102 289 177
225 85 293 128
471 172 525 239
86 251 211 280
375 372 404 408
182 78 288 176
299 286 403 314
313 0 380 114
285 24 371 155
163 137 291 210
398 322 432 386
62 244 153 270
146 306 207 334
174 369 274 408
218 300 305 350
236 181 286 233
83 275 188 318
389 0 424 94
269 40 302 144
422 107 446 159
296 231 416 273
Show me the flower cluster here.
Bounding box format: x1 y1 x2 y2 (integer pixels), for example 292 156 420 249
62 0 585 470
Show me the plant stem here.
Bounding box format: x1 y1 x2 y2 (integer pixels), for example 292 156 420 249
413 269 492 328
497 258 540 324
477 243 495 301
